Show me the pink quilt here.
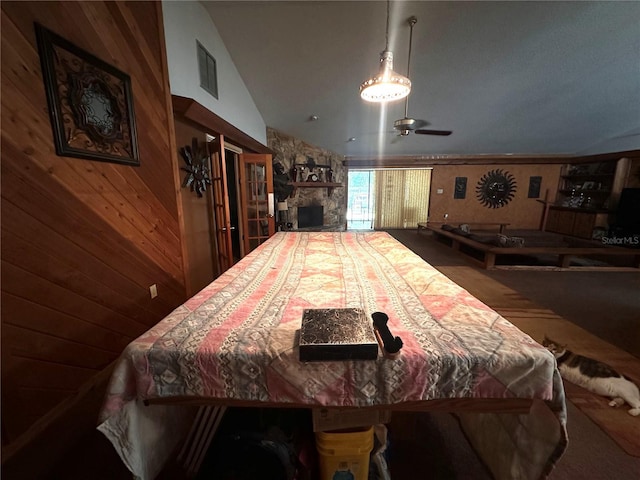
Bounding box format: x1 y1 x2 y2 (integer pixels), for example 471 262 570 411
98 232 567 479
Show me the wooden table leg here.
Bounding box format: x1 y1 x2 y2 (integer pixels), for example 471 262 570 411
484 252 496 269
558 254 572 268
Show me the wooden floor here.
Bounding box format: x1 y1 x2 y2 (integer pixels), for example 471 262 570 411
10 228 640 479
438 257 640 456
389 229 640 457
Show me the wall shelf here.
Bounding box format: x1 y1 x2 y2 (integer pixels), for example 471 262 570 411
547 158 629 239
553 161 621 211
560 173 614 179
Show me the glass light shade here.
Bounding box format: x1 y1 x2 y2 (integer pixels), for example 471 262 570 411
360 51 411 103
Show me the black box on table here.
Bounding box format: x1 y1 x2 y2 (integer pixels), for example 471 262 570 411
299 308 379 361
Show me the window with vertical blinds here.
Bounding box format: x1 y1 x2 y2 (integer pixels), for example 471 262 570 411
373 169 431 229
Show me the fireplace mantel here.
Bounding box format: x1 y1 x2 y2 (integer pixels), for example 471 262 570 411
291 182 343 196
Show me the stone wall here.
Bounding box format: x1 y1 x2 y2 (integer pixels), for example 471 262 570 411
268 128 347 229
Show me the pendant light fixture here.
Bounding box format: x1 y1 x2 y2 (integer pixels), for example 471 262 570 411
360 0 411 103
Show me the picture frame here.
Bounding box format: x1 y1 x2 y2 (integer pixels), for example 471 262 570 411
35 23 140 166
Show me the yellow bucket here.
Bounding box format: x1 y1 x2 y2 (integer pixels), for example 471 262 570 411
315 426 374 480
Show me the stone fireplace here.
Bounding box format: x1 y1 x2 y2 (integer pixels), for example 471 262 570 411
267 127 347 231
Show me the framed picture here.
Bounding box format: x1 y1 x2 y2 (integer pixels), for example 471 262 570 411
35 23 140 166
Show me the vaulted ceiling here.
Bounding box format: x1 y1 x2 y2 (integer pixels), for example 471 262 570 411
203 1 640 158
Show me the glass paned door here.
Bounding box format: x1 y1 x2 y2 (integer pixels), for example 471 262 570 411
239 154 274 252
208 136 234 275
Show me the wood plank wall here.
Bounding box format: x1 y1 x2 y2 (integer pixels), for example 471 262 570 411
1 1 186 444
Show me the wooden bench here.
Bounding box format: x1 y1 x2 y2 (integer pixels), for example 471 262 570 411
418 222 510 234
424 225 640 270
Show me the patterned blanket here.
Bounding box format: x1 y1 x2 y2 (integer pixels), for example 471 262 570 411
98 232 567 479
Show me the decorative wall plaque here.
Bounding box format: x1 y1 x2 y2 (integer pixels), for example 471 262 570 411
454 177 467 199
476 169 517 208
35 23 139 166
528 176 542 198
180 138 211 197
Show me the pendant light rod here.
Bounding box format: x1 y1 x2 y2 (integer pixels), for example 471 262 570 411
384 0 390 51
404 16 417 119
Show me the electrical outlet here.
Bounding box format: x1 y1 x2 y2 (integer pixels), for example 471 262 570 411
149 284 158 299
437 188 444 194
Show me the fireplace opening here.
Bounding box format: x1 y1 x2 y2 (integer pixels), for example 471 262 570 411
298 206 323 229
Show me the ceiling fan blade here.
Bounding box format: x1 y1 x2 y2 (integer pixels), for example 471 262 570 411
415 129 452 136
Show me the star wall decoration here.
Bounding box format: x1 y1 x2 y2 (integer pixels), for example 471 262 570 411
180 137 211 197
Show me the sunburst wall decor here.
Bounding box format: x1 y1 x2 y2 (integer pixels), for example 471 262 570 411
476 169 517 208
180 137 211 197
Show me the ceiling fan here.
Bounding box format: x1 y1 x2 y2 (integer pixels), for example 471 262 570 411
393 16 452 138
